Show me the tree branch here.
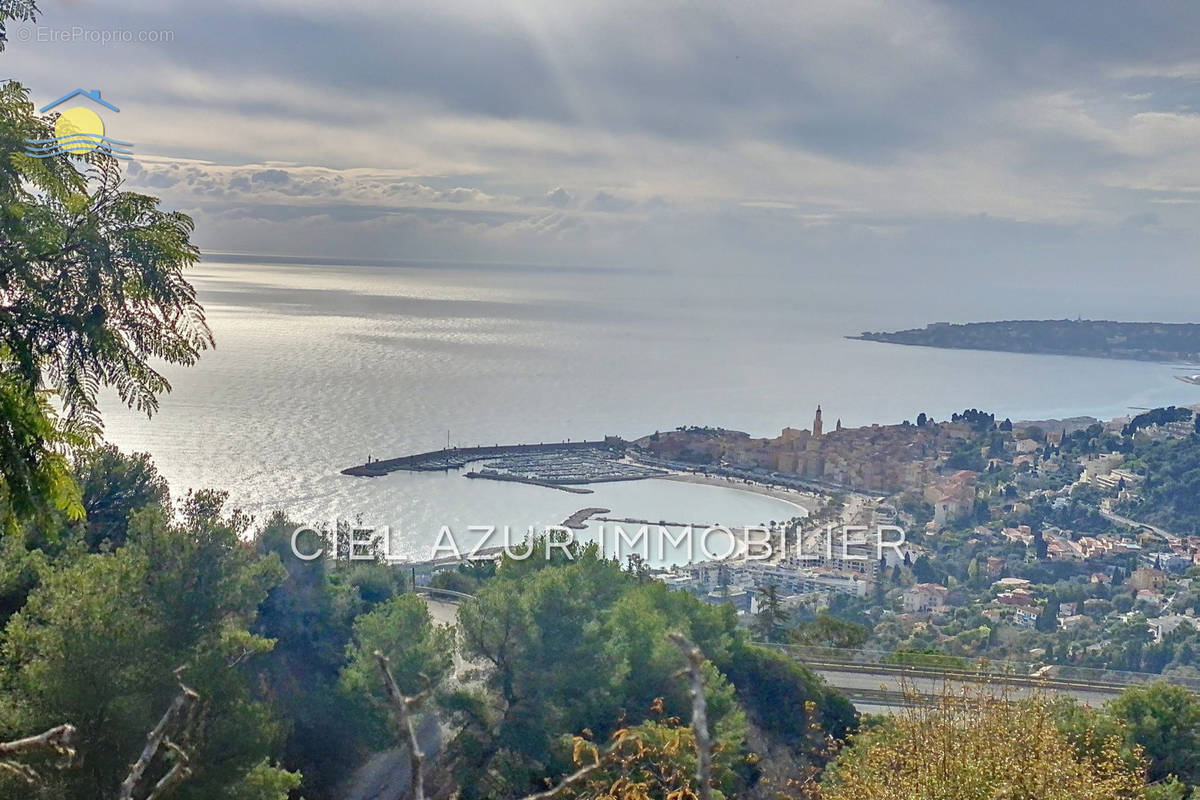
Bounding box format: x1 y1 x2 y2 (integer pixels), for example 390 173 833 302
669 633 712 800
374 651 429 800
117 676 200 800
0 723 75 784
145 740 192 800
0 723 75 758
517 761 602 800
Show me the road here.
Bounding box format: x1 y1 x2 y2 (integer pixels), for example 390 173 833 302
1099 499 1176 540
425 597 461 627
810 665 1123 711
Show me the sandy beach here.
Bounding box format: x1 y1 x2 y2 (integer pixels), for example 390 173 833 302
655 472 820 516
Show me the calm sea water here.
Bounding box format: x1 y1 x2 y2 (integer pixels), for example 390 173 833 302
98 257 1199 560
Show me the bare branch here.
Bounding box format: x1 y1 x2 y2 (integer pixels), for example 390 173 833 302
374 651 429 800
145 740 192 800
669 632 712 800
0 723 75 758
0 723 75 785
517 761 602 800
118 676 200 800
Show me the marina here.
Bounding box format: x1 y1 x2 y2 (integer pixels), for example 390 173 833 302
342 439 666 487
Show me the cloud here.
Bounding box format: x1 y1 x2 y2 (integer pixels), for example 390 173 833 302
585 191 634 213
544 187 572 208
5 0 1200 280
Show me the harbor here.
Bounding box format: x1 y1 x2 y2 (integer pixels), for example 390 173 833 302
342 438 666 487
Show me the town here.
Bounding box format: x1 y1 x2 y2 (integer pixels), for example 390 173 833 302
624 404 1200 679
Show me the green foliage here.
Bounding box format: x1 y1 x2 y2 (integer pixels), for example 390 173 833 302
0 81 210 524
882 649 969 669
1118 436 1200 534
790 613 870 650
339 592 454 739
1123 407 1194 437
720 641 856 752
251 512 401 798
450 548 849 798
1143 776 1193 800
430 564 486 595
1037 592 1061 633
1107 683 1200 786
911 554 942 584
820 690 1147 800
0 370 83 528
222 760 303 800
753 583 788 643
0 491 288 799
0 2 38 51
71 444 168 550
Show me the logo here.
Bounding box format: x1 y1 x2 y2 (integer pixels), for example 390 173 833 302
24 88 133 160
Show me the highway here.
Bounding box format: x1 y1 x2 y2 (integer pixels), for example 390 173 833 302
808 663 1124 710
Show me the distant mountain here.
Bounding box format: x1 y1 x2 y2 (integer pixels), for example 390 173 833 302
851 319 1200 362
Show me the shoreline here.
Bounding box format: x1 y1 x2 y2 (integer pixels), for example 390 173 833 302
654 472 817 515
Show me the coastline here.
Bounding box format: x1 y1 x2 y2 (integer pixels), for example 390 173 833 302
654 472 816 515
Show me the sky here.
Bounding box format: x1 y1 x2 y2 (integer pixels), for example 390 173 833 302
5 0 1200 306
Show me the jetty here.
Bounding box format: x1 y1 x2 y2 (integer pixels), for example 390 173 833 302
342 437 666 488
594 516 721 529
465 472 595 493
562 507 611 529
342 439 620 477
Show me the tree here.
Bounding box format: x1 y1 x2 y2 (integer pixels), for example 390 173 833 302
339 593 455 740
820 691 1145 800
966 556 983 588
451 551 777 799
0 81 210 524
753 584 788 643
0 2 38 52
0 491 292 799
1033 528 1049 560
790 613 868 650
912 554 937 584
1036 592 1061 633
252 513 380 798
71 444 168 551
1107 683 1200 786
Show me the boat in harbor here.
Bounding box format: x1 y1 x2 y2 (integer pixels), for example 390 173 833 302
1175 374 1200 385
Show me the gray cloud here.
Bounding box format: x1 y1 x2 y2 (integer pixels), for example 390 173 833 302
544 187 573 208
4 0 1199 287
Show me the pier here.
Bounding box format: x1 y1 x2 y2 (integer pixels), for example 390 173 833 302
342 437 667 488
341 439 620 477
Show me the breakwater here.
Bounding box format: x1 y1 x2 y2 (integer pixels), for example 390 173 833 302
464 472 596 493
341 439 621 477
562 507 611 529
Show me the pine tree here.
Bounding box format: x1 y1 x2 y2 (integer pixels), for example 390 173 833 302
754 584 789 643
1036 593 1060 632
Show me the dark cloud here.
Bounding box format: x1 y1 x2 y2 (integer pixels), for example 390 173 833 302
585 191 634 213
252 168 290 185
6 0 1200 285
544 187 572 208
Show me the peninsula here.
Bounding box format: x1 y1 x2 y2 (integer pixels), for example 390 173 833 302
851 319 1200 362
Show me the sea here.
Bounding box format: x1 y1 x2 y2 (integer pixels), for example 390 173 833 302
97 256 1200 562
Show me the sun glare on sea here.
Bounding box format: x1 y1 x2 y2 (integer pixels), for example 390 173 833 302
54 107 104 153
